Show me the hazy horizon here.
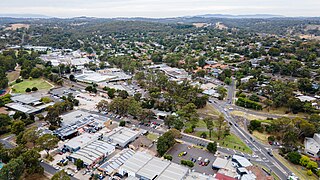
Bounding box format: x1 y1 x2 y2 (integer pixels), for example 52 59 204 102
1 0 319 18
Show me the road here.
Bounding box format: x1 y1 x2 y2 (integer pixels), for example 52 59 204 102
209 99 291 179
65 77 293 179
0 135 16 149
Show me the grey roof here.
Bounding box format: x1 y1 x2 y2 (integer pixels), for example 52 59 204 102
120 151 153 174
99 148 135 174
156 163 188 180
11 94 40 104
137 157 170 179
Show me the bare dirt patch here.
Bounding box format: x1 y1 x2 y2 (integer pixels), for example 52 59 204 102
4 23 30 31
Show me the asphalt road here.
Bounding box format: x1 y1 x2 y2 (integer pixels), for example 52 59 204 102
209 99 291 180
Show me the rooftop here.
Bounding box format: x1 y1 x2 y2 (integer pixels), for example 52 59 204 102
11 94 41 104
64 133 99 150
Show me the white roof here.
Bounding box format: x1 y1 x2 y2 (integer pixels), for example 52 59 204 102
232 155 252 167
121 151 153 174
64 133 98 150
305 137 320 155
297 95 316 102
137 158 170 179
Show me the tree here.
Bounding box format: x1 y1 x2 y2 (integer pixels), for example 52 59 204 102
96 100 108 112
0 158 25 180
21 149 44 174
286 151 301 165
75 159 84 170
11 120 25 135
157 130 176 156
224 77 232 85
51 170 70 180
85 86 93 92
217 86 227 100
204 117 214 138
25 88 31 92
207 142 217 154
18 127 40 147
307 169 313 176
32 87 38 91
69 74 76 82
36 134 59 157
118 90 129 99
215 115 228 140
119 121 126 127
163 154 172 161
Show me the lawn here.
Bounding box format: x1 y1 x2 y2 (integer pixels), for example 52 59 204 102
230 110 267 120
11 78 53 93
252 131 270 144
146 133 159 141
185 119 207 129
6 67 21 83
273 152 318 180
195 131 253 154
197 104 221 117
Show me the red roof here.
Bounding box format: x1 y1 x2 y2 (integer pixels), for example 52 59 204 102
215 173 236 180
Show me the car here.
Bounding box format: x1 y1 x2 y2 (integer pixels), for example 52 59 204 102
267 151 273 157
178 151 187 157
197 157 202 161
82 171 87 175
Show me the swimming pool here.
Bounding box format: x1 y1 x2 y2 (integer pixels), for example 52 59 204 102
0 162 4 169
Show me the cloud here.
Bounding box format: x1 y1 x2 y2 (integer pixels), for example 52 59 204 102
0 0 319 17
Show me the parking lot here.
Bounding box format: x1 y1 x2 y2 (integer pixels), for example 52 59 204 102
167 143 217 175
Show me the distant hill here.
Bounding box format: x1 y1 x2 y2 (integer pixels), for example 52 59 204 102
194 14 285 19
0 14 51 19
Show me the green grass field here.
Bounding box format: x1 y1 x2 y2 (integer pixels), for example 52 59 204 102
11 78 53 93
195 131 253 154
146 133 159 141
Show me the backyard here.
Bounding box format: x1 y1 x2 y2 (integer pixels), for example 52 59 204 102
11 78 54 93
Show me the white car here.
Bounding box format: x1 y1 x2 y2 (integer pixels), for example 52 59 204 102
197 157 202 161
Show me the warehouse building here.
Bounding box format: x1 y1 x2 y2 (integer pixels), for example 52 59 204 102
68 140 115 169
103 127 140 147
119 151 189 180
99 148 135 175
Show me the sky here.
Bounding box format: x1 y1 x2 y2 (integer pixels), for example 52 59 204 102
0 0 319 18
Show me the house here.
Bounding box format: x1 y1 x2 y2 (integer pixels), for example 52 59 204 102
304 133 320 157
240 76 254 83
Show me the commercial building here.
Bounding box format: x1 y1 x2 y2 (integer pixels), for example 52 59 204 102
232 155 253 168
68 139 115 168
103 127 140 147
119 151 189 180
304 133 320 157
63 133 100 152
212 157 237 178
54 110 106 140
6 94 54 114
99 149 135 175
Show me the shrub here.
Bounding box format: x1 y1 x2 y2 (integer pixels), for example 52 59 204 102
300 155 310 167
307 170 313 176
181 160 194 167
200 132 207 139
286 151 301 164
32 87 38 91
25 88 31 92
15 79 23 83
163 154 172 161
